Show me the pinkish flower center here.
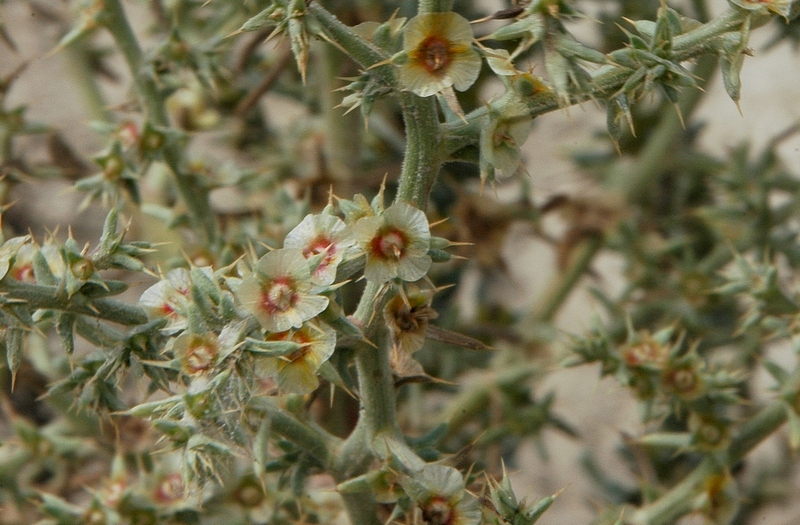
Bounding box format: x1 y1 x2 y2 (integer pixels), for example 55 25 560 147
423 496 455 525
303 236 336 273
371 227 408 261
13 263 35 282
303 236 335 259
261 278 299 314
154 473 183 504
415 36 451 74
160 303 176 316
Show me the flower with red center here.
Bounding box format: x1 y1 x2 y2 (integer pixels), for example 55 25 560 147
398 12 481 97
237 249 329 332
400 465 481 525
255 323 336 394
153 473 184 505
140 268 193 333
0 240 64 284
11 250 35 282
284 213 355 286
353 202 432 283
173 332 220 376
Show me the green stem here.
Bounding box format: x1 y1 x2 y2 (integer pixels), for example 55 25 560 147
445 362 539 437
340 493 383 525
395 93 441 208
2 279 148 325
100 0 218 247
351 281 403 442
419 0 453 14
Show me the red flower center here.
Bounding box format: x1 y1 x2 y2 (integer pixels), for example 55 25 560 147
423 496 455 525
13 263 35 283
303 235 336 274
154 473 183 504
371 227 408 261
415 36 452 74
261 277 299 314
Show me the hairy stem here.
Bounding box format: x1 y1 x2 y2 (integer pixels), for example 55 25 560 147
419 0 453 13
395 93 442 208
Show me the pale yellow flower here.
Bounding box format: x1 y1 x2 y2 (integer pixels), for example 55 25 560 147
398 12 481 97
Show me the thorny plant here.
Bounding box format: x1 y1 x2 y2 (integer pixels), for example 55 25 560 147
1 0 800 524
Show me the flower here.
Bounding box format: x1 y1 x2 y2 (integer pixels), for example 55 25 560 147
398 12 481 97
237 249 329 332
384 287 437 354
353 202 432 283
173 332 220 376
480 113 533 182
0 237 32 281
140 268 193 333
255 323 336 394
284 213 356 286
400 465 481 525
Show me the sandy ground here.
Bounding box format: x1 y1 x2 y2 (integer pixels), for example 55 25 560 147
1 0 799 523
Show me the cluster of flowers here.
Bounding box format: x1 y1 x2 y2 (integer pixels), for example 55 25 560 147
139 197 445 395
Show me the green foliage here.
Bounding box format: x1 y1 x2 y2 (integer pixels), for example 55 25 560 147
0 0 799 524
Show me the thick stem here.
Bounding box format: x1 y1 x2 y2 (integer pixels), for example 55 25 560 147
101 0 219 247
419 0 453 14
351 282 403 442
395 93 441 208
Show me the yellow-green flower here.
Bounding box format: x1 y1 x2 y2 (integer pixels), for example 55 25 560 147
398 12 481 97
237 249 329 332
353 202 432 283
255 323 336 394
